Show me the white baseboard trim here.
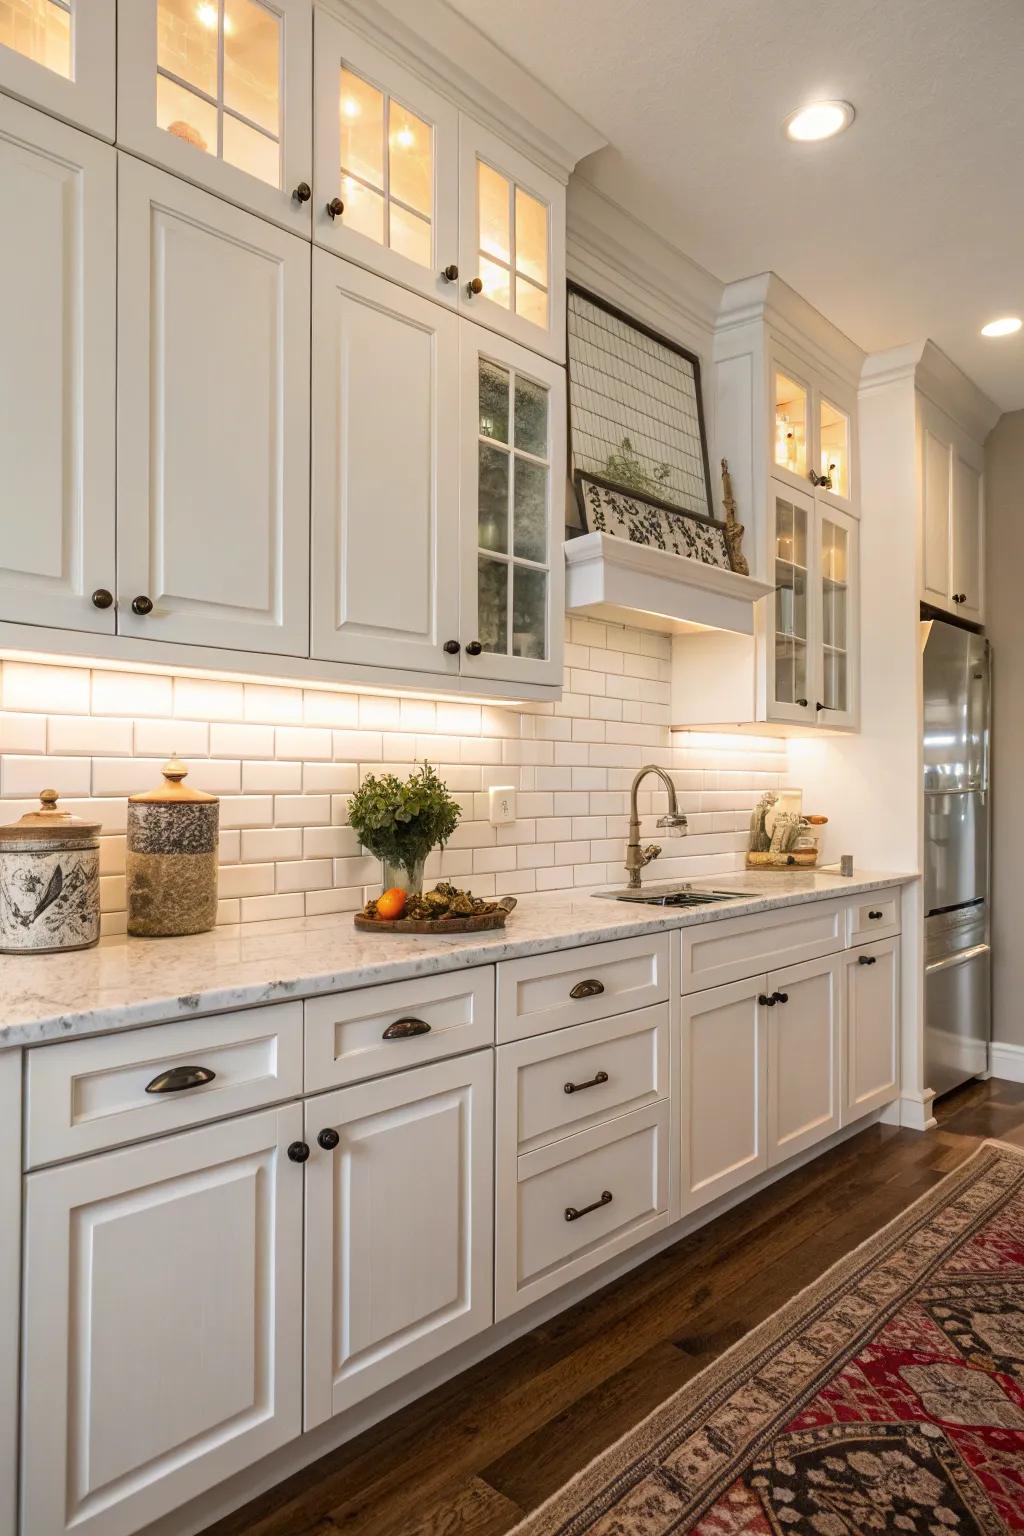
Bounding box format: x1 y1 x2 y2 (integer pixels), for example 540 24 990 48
990 1040 1024 1083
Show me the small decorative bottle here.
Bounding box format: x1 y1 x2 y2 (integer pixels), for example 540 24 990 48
126 759 219 937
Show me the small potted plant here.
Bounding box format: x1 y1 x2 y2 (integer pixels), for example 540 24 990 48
347 761 461 896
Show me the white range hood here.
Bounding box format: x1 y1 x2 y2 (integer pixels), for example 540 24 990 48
564 533 774 637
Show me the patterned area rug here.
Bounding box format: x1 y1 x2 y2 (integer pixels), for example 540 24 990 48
511 1140 1024 1535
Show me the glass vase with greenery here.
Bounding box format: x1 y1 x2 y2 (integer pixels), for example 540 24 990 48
347 762 461 895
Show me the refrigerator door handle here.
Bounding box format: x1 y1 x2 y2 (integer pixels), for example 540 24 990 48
925 942 990 977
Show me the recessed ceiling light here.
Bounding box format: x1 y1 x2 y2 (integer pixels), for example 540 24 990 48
981 316 1022 338
784 101 855 142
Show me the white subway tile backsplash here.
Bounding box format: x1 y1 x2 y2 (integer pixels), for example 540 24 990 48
0 627 785 926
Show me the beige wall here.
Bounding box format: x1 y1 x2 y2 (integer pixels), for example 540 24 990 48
986 410 1024 1047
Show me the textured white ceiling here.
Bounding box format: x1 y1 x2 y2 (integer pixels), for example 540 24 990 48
448 0 1022 413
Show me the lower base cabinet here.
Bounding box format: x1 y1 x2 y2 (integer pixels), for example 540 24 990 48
21 1105 303 1536
680 977 767 1213
766 955 842 1166
844 938 900 1121
303 1051 494 1426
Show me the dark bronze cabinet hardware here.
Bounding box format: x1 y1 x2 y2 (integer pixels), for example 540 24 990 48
91 588 113 609
858 954 878 965
382 1016 431 1040
953 593 967 604
464 640 483 656
443 639 461 654
442 264 459 281
326 196 345 219
796 697 808 708
131 595 153 615
565 1189 612 1222
145 1064 215 1094
292 181 311 203
466 276 483 296
569 978 605 1000
287 1141 310 1163
868 910 884 920
809 468 833 491
758 993 777 1006
771 991 789 1004
816 701 827 711
564 1069 609 1095
317 1128 340 1151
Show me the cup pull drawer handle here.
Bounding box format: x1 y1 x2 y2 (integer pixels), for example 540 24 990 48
145 1064 216 1094
569 978 605 999
858 954 878 965
868 910 884 920
382 1016 432 1040
565 1190 613 1222
564 1070 609 1095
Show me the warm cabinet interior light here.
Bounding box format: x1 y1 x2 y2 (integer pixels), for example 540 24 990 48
784 101 855 142
981 316 1022 337
196 3 218 28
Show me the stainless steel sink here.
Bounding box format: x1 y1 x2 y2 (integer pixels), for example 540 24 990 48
592 884 746 907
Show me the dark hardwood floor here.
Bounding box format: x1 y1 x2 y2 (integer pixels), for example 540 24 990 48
205 1077 1024 1536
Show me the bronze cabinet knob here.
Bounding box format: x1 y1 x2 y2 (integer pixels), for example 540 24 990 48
442 264 459 281
292 181 311 203
287 1141 310 1163
326 197 345 219
91 588 113 609
795 697 808 708
464 639 483 655
443 639 461 654
131 595 153 616
317 1128 340 1150
466 277 483 296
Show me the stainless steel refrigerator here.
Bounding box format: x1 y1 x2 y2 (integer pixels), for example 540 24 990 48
922 618 991 1097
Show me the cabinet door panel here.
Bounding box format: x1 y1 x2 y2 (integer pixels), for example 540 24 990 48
817 505 858 729
767 954 842 1165
312 9 458 303
117 155 310 655
0 97 115 632
953 455 983 621
845 939 899 1122
763 480 816 725
459 324 565 687
304 1051 493 1425
311 250 460 674
680 976 767 1213
118 0 312 234
21 1105 303 1536
921 421 953 609
0 0 114 139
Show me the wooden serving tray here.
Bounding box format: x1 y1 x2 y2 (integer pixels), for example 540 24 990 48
353 896 517 935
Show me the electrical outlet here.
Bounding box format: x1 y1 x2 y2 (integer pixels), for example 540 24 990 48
488 785 517 826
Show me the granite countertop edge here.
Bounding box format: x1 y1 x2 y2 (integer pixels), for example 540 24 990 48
0 869 918 1049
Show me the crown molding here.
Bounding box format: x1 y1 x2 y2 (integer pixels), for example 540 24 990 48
860 340 1000 441
322 0 605 181
716 271 865 388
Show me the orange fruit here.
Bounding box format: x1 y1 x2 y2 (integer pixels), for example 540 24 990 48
376 887 407 921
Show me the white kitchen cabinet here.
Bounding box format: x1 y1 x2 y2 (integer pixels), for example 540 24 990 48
310 250 461 675
459 323 565 687
458 117 565 363
303 1050 493 1425
0 94 115 633
21 1104 303 1536
117 154 311 656
0 0 114 139
312 8 459 305
117 0 313 235
920 394 985 621
766 954 842 1166
844 938 900 1122
680 976 767 1213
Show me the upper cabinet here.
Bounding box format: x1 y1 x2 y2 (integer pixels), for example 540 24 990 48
920 394 985 623
312 10 458 305
458 119 565 363
117 0 314 234
0 0 114 138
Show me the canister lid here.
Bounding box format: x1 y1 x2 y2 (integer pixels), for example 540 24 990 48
128 757 217 804
0 789 102 841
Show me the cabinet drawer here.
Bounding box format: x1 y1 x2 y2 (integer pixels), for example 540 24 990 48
304 967 494 1090
25 1002 303 1168
681 901 844 994
498 1004 668 1156
496 1101 669 1319
847 888 901 945
496 933 669 1043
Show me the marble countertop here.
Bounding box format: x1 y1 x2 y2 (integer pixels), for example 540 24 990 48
0 868 917 1050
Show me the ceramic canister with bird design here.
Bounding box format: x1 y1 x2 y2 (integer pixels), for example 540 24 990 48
0 790 101 953
126 758 219 937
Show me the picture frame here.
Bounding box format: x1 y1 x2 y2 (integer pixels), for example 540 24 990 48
575 474 733 570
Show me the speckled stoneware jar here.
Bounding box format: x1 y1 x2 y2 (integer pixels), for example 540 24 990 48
0 790 101 953
127 759 219 937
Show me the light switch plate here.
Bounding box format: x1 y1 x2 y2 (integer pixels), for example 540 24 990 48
488 785 517 825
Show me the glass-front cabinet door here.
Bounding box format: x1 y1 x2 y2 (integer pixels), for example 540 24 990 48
0 0 114 136
459 119 566 364
773 365 809 489
818 396 851 503
118 0 312 232
817 507 858 727
767 483 814 725
460 325 565 686
313 10 458 303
